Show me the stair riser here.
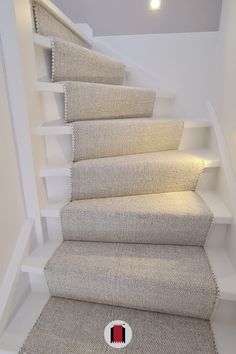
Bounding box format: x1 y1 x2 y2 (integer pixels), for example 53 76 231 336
44 213 227 247
43 125 211 165
43 167 219 202
35 44 127 85
43 242 216 320
39 90 175 123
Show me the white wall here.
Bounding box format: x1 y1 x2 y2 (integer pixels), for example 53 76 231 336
0 38 25 284
210 0 236 269
211 0 236 178
52 0 222 36
96 32 218 119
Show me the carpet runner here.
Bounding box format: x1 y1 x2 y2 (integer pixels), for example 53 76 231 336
61 191 212 246
20 298 217 354
71 151 205 200
44 241 217 320
64 82 156 122
21 2 218 353
52 37 125 84
72 119 184 161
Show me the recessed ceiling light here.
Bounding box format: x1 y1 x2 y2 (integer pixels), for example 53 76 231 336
150 0 161 11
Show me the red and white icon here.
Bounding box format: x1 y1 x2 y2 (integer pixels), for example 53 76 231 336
104 320 132 348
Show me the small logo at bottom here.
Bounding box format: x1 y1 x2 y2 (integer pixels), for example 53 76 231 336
104 320 132 348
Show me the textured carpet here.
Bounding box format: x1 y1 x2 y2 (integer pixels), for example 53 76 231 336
52 38 125 84
33 2 87 46
19 298 217 354
64 82 156 122
72 119 184 161
45 242 217 319
71 151 205 200
28 5 219 353
61 191 212 246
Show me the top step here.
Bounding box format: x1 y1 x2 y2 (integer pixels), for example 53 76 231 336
33 0 92 47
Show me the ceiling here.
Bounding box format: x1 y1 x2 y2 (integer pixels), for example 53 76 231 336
52 0 223 36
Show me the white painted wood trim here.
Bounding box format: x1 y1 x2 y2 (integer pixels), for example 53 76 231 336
0 293 50 354
207 101 236 214
33 33 51 49
206 246 236 302
36 81 64 92
21 240 62 275
0 0 50 243
198 191 232 224
36 120 72 136
35 0 92 46
0 219 34 334
40 163 71 177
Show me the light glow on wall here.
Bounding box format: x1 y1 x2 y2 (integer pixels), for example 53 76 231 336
150 0 161 11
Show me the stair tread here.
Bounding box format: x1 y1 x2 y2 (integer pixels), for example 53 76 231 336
19 297 216 354
2 291 236 354
41 191 232 224
41 190 232 224
22 243 236 304
40 149 220 177
70 150 215 200
61 191 212 246
42 242 216 319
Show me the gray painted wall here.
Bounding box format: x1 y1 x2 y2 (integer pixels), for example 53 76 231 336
52 0 222 36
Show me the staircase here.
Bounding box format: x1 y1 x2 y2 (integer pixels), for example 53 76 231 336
0 0 236 353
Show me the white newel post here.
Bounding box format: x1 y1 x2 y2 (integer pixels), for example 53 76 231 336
0 0 48 244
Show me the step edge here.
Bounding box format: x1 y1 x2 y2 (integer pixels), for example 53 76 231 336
21 244 236 303
36 119 211 136
36 80 175 98
40 190 232 224
39 159 220 178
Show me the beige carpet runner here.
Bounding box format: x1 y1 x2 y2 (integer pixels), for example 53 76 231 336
52 38 125 84
71 151 205 200
72 119 184 161
61 191 212 246
44 241 217 320
20 298 216 354
64 82 156 122
21 2 218 353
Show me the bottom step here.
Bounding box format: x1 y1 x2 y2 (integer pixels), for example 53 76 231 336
1 294 236 354
20 297 216 354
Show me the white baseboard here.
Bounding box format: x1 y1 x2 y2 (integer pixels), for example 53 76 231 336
0 219 34 334
206 100 236 269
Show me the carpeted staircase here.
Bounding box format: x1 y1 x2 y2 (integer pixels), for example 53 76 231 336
20 2 218 353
